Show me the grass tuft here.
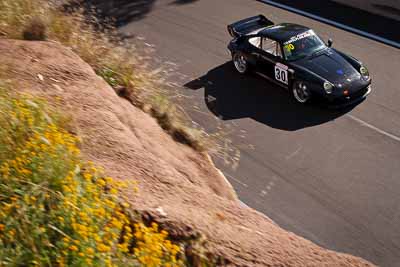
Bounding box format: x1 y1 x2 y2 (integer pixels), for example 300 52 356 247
149 95 208 152
23 17 47 41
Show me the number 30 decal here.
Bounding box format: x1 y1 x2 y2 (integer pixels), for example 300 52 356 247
275 63 289 85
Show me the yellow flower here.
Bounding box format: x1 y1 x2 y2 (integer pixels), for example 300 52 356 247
69 245 78 251
105 258 113 267
104 177 113 183
97 179 106 187
86 247 95 256
109 188 118 194
161 230 168 237
56 257 65 267
120 242 130 253
9 229 16 236
97 243 111 253
83 173 92 181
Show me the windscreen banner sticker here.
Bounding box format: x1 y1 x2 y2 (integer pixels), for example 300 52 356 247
284 30 315 45
275 63 288 85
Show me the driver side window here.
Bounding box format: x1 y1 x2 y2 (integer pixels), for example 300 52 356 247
262 38 282 58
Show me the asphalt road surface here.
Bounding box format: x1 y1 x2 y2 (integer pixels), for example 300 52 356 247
116 1 400 266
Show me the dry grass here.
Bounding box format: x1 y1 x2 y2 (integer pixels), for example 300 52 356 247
0 0 209 151
22 17 46 40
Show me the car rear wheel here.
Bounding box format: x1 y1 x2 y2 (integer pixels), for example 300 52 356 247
233 52 248 74
292 81 311 104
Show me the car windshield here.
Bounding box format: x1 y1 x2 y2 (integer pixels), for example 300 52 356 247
282 30 326 61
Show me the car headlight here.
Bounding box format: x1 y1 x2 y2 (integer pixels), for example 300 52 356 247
360 66 370 80
323 81 333 94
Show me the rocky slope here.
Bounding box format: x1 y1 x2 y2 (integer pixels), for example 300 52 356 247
0 39 375 267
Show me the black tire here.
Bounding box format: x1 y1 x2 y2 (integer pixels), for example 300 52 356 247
291 80 311 104
232 52 249 74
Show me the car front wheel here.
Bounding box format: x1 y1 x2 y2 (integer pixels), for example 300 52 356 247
233 52 248 74
292 81 311 104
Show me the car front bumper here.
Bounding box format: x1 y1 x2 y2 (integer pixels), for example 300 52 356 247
325 85 372 108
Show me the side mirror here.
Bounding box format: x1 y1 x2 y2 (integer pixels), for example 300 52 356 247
327 38 333 47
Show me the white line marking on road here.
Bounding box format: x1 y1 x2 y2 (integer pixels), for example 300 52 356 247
285 146 302 160
225 173 249 188
346 114 400 142
259 0 400 49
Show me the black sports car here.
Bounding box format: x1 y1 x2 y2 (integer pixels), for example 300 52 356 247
227 15 372 106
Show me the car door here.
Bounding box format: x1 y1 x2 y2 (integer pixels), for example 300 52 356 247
256 38 289 87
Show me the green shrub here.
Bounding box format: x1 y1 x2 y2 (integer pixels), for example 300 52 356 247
0 88 183 266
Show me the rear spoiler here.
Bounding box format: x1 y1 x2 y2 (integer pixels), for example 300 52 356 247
227 15 274 38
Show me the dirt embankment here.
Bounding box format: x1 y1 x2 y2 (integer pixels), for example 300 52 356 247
0 39 376 267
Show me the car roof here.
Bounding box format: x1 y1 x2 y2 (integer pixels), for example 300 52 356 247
259 23 311 43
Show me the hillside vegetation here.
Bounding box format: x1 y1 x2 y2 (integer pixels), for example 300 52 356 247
0 0 207 152
0 84 183 266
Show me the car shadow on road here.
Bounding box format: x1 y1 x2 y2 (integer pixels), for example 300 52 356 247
64 0 199 27
63 0 156 26
185 62 356 131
